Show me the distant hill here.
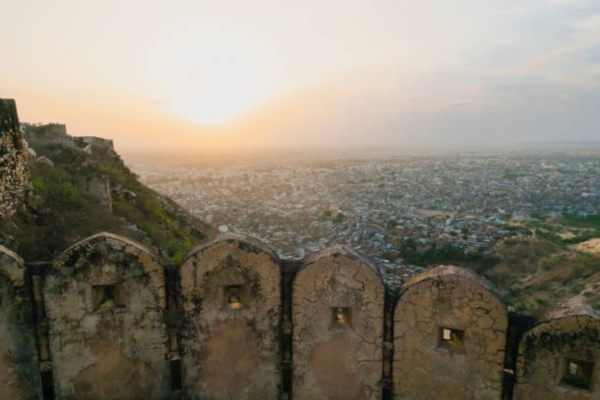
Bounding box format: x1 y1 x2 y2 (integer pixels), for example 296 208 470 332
0 123 213 262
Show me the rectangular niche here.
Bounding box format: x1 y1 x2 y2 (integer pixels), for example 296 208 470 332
171 359 182 391
561 358 594 391
92 283 125 310
437 327 465 352
331 307 353 328
224 285 244 310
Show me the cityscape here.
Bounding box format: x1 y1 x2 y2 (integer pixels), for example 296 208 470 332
130 148 600 284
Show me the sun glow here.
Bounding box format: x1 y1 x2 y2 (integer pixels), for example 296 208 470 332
157 25 284 126
168 62 265 125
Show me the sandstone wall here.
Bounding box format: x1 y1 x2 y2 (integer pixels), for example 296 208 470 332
43 233 169 399
292 246 385 399
0 99 28 219
393 265 508 399
2 230 600 399
179 235 281 399
0 246 40 400
515 313 600 400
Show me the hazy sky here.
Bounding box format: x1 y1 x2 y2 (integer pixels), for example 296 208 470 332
2 0 599 155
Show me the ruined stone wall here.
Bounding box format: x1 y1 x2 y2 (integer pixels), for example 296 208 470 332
0 99 28 219
515 313 600 400
85 175 113 211
0 246 40 400
393 265 508 399
80 136 114 152
2 231 600 399
43 233 169 399
22 123 69 146
292 246 385 399
179 235 281 399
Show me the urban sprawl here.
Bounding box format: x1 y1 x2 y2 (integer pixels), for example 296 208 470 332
131 149 600 283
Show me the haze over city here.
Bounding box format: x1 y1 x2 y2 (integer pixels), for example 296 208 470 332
2 0 600 156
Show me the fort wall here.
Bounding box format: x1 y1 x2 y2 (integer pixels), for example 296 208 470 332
43 233 169 398
179 236 281 399
292 246 385 399
393 266 508 399
515 311 600 400
0 99 28 219
0 233 598 399
21 123 68 146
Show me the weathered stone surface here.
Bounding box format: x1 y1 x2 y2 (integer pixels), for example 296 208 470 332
293 246 385 399
85 175 112 211
44 233 169 399
180 234 281 399
80 136 114 152
515 311 600 400
0 99 28 220
0 246 40 400
393 265 508 399
4 231 600 398
22 123 68 145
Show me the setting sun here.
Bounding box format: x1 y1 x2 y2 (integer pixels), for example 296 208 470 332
166 65 263 126
154 24 283 126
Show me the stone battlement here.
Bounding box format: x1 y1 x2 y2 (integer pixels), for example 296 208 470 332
1 233 598 400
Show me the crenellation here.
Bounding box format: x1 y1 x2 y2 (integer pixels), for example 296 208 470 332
44 233 169 399
0 231 597 399
179 235 281 399
293 246 385 399
514 311 600 400
393 265 509 399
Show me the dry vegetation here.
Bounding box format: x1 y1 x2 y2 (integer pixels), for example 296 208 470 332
1 128 211 262
480 220 600 317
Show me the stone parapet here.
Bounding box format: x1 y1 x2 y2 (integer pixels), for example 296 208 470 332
515 313 600 399
0 232 596 399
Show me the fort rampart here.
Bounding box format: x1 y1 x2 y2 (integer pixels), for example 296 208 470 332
1 233 599 400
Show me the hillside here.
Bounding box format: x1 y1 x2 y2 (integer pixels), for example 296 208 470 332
394 217 600 317
0 123 213 262
483 216 600 317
